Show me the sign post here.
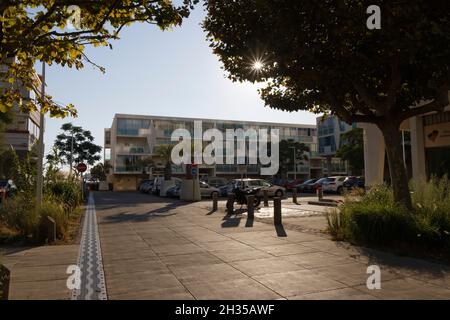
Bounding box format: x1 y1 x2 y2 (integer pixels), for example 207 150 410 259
76 163 87 199
191 164 198 201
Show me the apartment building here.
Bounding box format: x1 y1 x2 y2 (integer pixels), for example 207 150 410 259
362 108 450 187
105 114 323 191
316 115 354 176
0 62 42 158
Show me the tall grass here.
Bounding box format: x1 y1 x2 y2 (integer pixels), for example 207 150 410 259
330 177 450 256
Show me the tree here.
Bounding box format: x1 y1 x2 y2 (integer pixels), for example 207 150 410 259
0 0 198 117
90 162 111 181
154 144 174 180
47 123 101 174
278 139 309 179
204 0 450 209
336 128 364 176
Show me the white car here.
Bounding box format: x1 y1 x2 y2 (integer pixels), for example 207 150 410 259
230 179 285 198
199 181 220 198
321 176 348 194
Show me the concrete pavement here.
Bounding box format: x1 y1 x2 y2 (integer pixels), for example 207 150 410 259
2 191 450 300
94 192 450 300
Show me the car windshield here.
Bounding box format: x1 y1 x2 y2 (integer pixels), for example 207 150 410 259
304 179 316 184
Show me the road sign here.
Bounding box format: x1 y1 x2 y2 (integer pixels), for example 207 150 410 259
76 163 87 173
191 167 198 176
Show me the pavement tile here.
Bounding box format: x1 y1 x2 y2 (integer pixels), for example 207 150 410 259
171 263 247 283
253 269 347 297
313 262 401 287
354 277 450 300
210 248 273 262
290 287 379 300
259 243 318 256
159 252 223 268
230 257 305 276
183 277 282 300
282 251 355 269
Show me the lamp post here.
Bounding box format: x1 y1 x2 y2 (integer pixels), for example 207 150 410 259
36 62 46 205
289 146 297 180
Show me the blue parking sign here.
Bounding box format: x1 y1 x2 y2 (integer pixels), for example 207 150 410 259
191 168 198 176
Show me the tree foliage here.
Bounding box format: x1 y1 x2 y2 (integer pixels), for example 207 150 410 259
0 0 198 117
47 122 101 173
278 139 309 178
336 128 364 176
154 144 174 180
204 0 450 208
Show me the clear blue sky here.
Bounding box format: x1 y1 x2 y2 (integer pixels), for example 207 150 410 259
44 5 318 160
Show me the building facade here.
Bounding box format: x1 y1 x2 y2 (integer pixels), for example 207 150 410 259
362 106 450 187
316 115 353 176
105 114 326 191
0 62 42 158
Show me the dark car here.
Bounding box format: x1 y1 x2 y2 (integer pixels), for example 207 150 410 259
0 179 17 200
313 177 333 191
166 185 180 198
283 179 303 191
343 176 365 191
296 179 318 193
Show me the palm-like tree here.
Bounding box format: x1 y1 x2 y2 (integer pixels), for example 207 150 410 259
154 145 174 180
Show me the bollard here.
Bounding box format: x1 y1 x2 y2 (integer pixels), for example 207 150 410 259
263 190 269 207
246 195 255 219
46 216 56 243
292 188 297 204
212 192 218 212
0 264 10 300
226 193 235 214
274 197 282 225
317 186 323 201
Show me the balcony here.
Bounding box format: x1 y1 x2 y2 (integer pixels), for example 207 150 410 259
115 166 144 174
115 146 151 155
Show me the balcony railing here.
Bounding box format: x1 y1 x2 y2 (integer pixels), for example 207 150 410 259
115 166 143 173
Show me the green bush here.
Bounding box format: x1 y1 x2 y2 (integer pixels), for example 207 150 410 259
45 180 82 213
0 194 39 238
335 179 450 255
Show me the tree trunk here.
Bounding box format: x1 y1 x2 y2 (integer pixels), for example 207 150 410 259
379 123 413 210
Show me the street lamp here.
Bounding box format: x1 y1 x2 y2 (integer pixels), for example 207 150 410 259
36 62 46 205
289 146 297 180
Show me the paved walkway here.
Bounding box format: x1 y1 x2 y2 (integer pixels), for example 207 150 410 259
95 192 450 300
1 245 78 299
2 191 450 300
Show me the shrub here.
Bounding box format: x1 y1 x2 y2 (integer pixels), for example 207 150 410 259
45 180 82 214
0 194 39 238
36 201 68 240
336 178 450 256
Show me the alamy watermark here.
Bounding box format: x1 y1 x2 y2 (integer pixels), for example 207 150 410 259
170 121 280 175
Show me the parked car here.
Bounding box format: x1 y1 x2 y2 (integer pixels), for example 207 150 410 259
199 181 220 198
283 179 303 191
342 176 365 191
230 179 285 198
166 185 181 198
0 179 17 200
203 177 228 188
138 179 153 192
218 184 230 197
321 176 348 194
151 177 163 195
140 180 154 193
313 177 333 192
296 179 318 193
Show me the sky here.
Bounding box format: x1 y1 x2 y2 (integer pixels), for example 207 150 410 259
43 5 318 160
